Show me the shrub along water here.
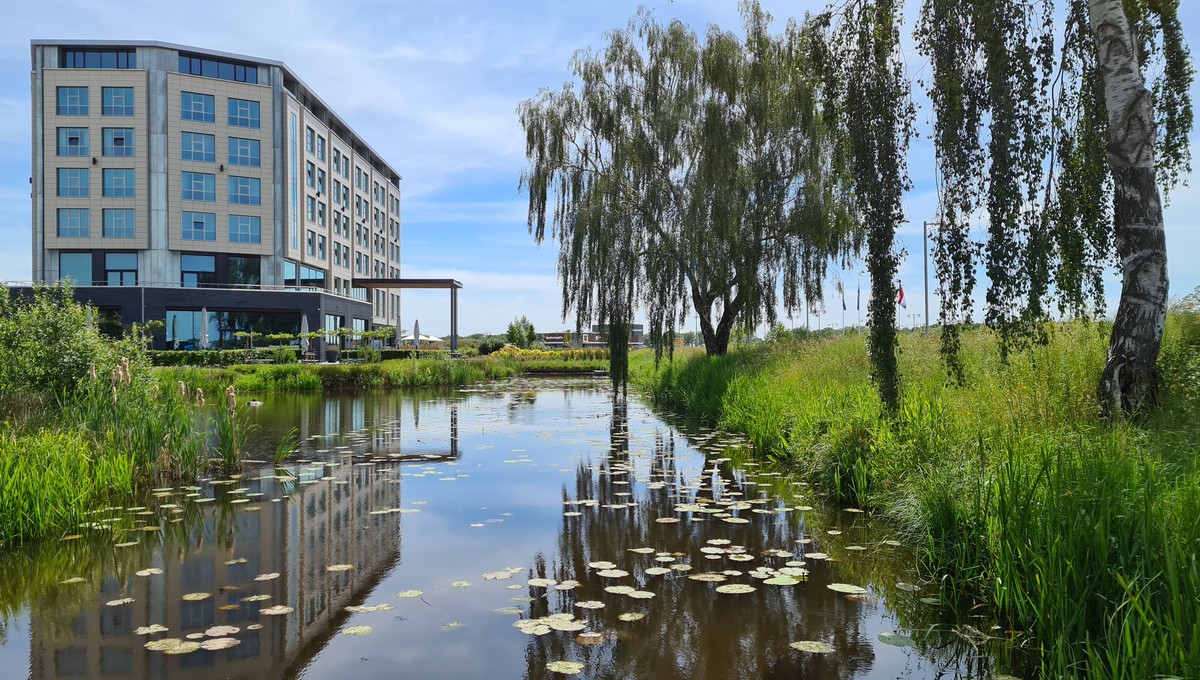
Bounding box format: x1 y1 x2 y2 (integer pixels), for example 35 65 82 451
630 304 1200 680
0 285 262 546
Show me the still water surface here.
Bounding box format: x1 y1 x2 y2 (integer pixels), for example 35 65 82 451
0 378 997 679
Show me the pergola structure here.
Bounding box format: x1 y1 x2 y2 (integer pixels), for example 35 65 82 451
352 278 464 351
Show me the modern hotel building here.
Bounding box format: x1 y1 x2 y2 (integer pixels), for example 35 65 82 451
29 40 406 352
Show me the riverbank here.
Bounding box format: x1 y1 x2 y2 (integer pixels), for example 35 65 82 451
156 355 607 394
629 313 1200 679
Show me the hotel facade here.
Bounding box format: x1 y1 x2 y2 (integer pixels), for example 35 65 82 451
29 40 405 351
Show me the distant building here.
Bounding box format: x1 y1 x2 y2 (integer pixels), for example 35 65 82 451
539 324 644 349
27 40 405 352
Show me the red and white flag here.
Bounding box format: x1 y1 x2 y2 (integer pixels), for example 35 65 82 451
897 282 906 309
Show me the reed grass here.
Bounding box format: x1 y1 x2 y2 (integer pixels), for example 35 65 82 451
630 313 1200 679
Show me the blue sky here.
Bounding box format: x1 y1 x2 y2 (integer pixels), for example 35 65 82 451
1 0 1198 337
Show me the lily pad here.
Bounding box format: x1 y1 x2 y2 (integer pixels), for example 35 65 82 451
895 582 920 592
161 640 202 655
135 568 164 577
396 590 424 598
587 561 617 570
205 626 239 636
59 577 87 585
688 573 728 583
443 621 467 630
493 607 524 615
260 605 294 615
106 598 135 606
576 631 605 644
618 612 645 621
627 590 655 599
528 578 557 587
919 597 942 606
790 640 835 653
644 567 672 576
181 592 211 601
254 573 280 581
764 576 801 586
596 569 629 578
450 581 471 588
878 631 915 647
575 600 605 609
242 594 272 602
327 564 354 572
546 660 585 674
135 624 169 635
826 583 867 595
341 625 373 636
715 584 756 594
200 637 240 650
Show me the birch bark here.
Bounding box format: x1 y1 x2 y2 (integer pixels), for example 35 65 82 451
1089 0 1169 415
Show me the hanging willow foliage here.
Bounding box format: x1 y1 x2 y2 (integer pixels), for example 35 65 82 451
519 1 859 384
916 0 1192 395
808 0 915 413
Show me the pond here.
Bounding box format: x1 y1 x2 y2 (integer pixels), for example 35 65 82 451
0 377 1004 679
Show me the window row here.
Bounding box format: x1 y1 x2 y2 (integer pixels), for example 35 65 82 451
181 92 260 128
180 132 260 166
62 49 136 70
55 86 134 116
178 54 258 84
181 212 261 243
56 168 136 197
181 172 261 204
56 127 134 156
55 208 136 238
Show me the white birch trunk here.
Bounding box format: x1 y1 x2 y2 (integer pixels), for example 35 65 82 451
1088 0 1169 415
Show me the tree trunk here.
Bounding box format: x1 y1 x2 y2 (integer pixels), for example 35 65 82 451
1088 0 1169 416
691 288 741 356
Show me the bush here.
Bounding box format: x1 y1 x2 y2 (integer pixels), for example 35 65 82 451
0 284 121 398
149 350 265 367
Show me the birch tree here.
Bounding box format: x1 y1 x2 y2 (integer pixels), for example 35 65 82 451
915 0 1191 415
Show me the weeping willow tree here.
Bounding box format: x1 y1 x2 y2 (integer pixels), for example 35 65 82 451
806 0 915 413
519 1 857 382
916 0 1192 415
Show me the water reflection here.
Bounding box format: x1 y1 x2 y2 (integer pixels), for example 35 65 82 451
5 380 1004 680
27 456 402 679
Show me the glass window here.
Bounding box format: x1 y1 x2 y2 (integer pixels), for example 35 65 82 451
306 230 315 255
59 253 92 284
229 215 261 243
101 128 134 156
306 162 314 188
181 92 215 123
228 137 260 166
181 132 215 162
56 208 89 237
102 168 135 197
228 176 260 205
63 49 135 69
103 208 135 238
56 87 89 115
305 127 314 153
228 255 261 286
56 127 89 156
56 168 89 197
306 196 315 222
181 254 216 287
316 136 326 161
101 87 133 116
317 201 326 226
178 53 256 84
181 211 216 240
317 234 326 260
182 172 215 201
227 98 260 128
104 253 137 286
317 169 326 195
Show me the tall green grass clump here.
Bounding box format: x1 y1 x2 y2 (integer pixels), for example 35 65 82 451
631 307 1200 679
0 284 262 545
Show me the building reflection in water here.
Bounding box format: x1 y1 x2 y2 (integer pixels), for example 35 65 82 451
29 458 405 679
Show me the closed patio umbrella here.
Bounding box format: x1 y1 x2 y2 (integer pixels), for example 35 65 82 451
300 314 310 354
198 307 209 349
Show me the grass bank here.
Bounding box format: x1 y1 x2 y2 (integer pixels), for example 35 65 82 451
157 354 605 394
630 313 1200 679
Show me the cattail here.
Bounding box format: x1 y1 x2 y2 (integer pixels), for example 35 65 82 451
178 381 189 400
225 385 236 411
120 357 131 385
111 368 121 385
150 384 160 400
195 388 205 407
111 385 118 403
88 364 96 381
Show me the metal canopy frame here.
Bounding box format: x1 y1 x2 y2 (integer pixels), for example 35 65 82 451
352 278 463 351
